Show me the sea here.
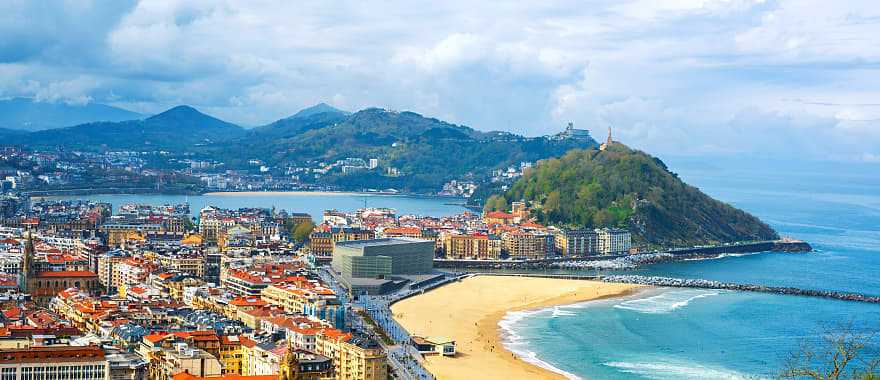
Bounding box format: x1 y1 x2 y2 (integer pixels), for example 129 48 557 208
41 192 469 219
46 158 880 379
500 157 880 379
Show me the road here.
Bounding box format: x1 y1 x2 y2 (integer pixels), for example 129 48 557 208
319 268 437 380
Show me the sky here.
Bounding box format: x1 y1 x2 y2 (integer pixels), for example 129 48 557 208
1 0 879 162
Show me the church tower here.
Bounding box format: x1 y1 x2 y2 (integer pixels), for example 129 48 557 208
19 228 35 293
278 340 300 380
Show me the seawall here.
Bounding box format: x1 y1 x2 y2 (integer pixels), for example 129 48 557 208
602 275 880 304
434 240 812 270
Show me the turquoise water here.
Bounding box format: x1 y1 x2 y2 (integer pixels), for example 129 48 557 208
505 158 880 379
42 192 468 219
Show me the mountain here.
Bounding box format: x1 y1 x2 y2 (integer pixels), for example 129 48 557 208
248 103 349 139
217 108 596 192
0 97 142 131
287 102 348 120
9 105 244 151
486 143 779 246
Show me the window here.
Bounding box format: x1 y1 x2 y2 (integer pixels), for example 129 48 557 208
2 367 17 380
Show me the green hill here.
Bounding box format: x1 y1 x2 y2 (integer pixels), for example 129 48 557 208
486 143 779 246
216 107 596 192
247 103 349 139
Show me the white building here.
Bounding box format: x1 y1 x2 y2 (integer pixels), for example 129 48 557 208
596 228 632 255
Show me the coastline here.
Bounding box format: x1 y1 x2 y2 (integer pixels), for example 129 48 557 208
203 190 389 197
202 190 467 200
391 275 643 379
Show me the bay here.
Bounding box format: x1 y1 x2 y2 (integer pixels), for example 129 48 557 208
505 157 880 379
42 192 468 219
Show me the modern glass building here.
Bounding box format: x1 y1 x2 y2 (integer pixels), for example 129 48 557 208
332 238 434 279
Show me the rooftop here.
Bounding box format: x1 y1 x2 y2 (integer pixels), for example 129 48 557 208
0 346 105 363
335 237 430 249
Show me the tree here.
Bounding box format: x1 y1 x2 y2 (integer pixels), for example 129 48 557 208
183 217 195 232
780 323 879 380
483 194 508 213
292 221 315 243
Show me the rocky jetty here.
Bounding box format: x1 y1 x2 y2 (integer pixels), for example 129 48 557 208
551 252 674 270
603 275 880 304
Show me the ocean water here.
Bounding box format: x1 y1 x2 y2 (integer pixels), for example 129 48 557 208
42 192 467 219
505 158 880 379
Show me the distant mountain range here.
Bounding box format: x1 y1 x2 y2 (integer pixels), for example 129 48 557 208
0 98 142 131
3 105 244 150
0 101 596 192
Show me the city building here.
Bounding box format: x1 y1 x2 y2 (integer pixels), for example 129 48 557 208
596 228 632 255
483 211 516 226
315 332 386 380
501 231 553 260
333 238 433 277
411 336 456 357
441 233 500 260
0 346 109 380
307 232 332 257
552 228 598 256
332 238 434 294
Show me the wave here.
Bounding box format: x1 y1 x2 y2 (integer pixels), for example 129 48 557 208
681 252 763 261
551 306 578 317
498 310 583 379
613 289 722 314
604 360 760 380
497 309 544 348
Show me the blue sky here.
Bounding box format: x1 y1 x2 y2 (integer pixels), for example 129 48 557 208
1 0 878 162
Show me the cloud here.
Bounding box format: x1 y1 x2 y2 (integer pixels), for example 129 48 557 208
0 0 877 162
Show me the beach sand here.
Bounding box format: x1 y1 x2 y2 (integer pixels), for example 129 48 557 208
391 275 643 379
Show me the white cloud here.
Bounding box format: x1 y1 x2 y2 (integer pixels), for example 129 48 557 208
0 0 877 161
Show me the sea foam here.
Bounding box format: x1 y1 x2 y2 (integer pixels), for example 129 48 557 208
498 310 583 379
604 360 760 380
613 289 721 314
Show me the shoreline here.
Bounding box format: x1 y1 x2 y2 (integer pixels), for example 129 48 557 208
33 190 468 202
28 189 467 200
494 286 649 379
391 275 643 379
203 190 395 197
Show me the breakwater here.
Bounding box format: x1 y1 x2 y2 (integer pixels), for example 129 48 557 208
602 275 880 304
433 240 812 270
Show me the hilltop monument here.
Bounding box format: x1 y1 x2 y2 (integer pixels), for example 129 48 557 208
600 126 614 151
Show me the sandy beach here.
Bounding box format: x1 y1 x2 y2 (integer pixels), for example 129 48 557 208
391 275 643 379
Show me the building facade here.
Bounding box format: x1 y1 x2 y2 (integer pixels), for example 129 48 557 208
553 228 598 257
0 346 109 380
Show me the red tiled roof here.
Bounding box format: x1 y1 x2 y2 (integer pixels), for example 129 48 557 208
384 227 421 235
35 271 97 278
229 297 267 307
484 211 515 219
520 220 545 228
0 346 104 363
